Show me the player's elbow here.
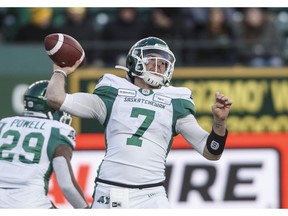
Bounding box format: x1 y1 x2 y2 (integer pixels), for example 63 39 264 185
46 91 65 110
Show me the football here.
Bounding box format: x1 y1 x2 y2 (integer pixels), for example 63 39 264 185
44 33 86 67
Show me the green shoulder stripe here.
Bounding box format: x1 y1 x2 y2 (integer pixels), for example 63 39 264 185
171 98 195 136
47 127 74 161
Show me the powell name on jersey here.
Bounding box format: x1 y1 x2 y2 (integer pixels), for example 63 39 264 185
0 116 76 189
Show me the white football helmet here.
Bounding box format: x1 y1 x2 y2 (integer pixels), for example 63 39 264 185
116 37 176 87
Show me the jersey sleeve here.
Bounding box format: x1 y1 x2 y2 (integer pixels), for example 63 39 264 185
172 87 195 116
47 123 76 161
61 92 106 124
176 114 209 155
171 87 196 135
93 74 119 126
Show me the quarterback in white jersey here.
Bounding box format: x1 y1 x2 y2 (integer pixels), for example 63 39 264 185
0 80 89 209
47 37 232 208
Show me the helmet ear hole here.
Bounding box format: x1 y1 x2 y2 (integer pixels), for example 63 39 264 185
126 55 141 78
42 89 47 97
126 56 134 69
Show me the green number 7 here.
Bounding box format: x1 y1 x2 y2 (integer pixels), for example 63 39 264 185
126 107 155 147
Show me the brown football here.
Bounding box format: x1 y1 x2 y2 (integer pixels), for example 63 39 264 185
44 33 85 67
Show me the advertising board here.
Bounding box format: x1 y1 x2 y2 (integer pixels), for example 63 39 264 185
49 133 288 208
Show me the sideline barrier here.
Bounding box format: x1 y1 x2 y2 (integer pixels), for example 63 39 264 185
49 132 288 208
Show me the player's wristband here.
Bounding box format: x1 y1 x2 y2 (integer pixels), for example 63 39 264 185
206 128 228 155
53 69 67 78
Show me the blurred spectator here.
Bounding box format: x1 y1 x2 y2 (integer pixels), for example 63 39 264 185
14 8 58 42
139 8 186 66
1 7 287 67
236 8 284 67
60 7 99 65
0 8 31 42
140 8 183 41
181 8 209 39
61 8 97 41
100 8 144 67
191 8 237 66
181 8 236 34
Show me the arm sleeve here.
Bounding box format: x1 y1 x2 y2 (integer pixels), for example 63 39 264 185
176 114 209 155
52 156 88 208
60 92 106 124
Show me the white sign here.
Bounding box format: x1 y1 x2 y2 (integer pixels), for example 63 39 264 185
166 149 280 208
49 148 280 208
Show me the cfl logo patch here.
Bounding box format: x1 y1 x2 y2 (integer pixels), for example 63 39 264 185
210 140 219 150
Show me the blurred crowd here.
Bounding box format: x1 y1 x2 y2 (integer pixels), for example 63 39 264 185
1 7 288 68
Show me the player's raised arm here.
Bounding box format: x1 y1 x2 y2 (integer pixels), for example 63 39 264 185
203 92 233 160
46 61 81 110
45 33 84 110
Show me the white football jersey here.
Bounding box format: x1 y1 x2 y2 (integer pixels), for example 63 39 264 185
0 116 76 191
94 74 195 185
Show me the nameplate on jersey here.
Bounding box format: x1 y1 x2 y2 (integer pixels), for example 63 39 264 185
153 94 172 105
118 89 136 97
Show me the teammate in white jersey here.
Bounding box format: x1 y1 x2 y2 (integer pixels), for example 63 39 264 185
46 37 232 208
0 80 89 208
